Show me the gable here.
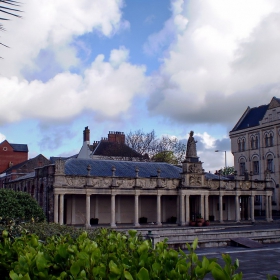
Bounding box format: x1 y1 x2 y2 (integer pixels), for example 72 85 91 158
0 140 13 152
268 97 280 110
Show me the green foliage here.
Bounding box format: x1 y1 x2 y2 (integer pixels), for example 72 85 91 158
0 189 45 222
0 228 243 280
152 151 178 164
220 166 235 176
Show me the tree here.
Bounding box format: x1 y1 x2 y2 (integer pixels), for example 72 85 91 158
220 166 235 176
152 151 178 164
0 0 21 48
0 189 45 221
126 130 186 164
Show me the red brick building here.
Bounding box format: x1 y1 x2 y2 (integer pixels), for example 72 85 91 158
0 140 28 173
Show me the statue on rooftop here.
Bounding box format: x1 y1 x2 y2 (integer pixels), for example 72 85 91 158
186 131 197 158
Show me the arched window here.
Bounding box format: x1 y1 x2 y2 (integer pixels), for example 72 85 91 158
267 154 274 172
255 136 259 149
252 157 259 175
239 158 246 175
238 140 242 152
251 137 254 149
269 134 273 147
265 134 269 147
241 139 246 151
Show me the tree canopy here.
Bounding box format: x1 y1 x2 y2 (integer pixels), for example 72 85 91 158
126 130 186 164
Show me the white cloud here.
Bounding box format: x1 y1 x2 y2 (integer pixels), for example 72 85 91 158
0 133 5 142
0 0 127 78
196 132 215 149
146 0 280 125
0 48 147 124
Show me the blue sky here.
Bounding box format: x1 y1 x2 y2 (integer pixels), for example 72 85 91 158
1 0 280 172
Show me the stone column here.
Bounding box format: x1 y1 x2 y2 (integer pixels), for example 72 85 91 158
235 195 240 222
179 192 185 226
86 194 91 228
269 196 273 221
251 195 255 222
219 195 223 223
157 194 162 226
265 195 269 221
54 194 59 223
111 194 116 227
204 195 209 221
177 195 180 223
200 195 205 219
59 194 64 225
134 195 140 226
185 195 190 225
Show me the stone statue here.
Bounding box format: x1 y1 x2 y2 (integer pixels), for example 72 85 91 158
186 131 197 158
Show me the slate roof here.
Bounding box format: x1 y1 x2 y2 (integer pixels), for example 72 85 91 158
10 143 28 152
92 141 142 158
231 104 268 132
65 158 181 178
49 155 77 164
205 172 229 180
10 171 35 182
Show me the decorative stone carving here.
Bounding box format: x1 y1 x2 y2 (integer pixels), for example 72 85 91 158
189 175 202 186
240 181 250 190
65 176 86 187
188 164 201 173
207 180 219 189
116 179 124 187
149 179 157 188
254 181 265 190
225 181 235 190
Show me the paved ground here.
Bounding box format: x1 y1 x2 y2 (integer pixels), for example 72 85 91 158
191 242 280 279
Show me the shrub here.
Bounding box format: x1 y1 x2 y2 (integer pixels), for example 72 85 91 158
0 228 243 279
0 189 45 222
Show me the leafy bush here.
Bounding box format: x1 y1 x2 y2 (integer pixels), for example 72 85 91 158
0 228 243 280
0 189 45 222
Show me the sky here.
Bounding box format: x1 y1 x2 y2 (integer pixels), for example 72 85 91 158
1 0 280 172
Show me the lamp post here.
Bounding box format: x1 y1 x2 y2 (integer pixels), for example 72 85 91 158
215 150 227 169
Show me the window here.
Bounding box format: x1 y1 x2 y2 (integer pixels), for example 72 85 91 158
255 136 259 149
239 159 246 175
265 134 269 147
267 155 273 172
251 137 254 149
253 160 259 175
238 140 242 152
241 139 245 151
265 133 273 147
269 134 273 146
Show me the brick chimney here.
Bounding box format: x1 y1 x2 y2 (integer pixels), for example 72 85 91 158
108 131 125 144
83 126 90 144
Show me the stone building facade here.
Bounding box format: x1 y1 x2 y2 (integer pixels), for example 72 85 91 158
230 97 280 215
5 132 273 226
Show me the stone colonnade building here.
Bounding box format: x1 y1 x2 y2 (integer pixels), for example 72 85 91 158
5 134 273 226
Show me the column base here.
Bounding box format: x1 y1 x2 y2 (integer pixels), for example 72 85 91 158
134 222 140 227
110 223 117 228
179 222 186 226
156 222 162 226
219 220 224 223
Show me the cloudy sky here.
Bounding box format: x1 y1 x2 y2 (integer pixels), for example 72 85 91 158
1 0 279 172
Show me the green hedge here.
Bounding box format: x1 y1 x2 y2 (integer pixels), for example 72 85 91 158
0 189 45 222
0 228 243 280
